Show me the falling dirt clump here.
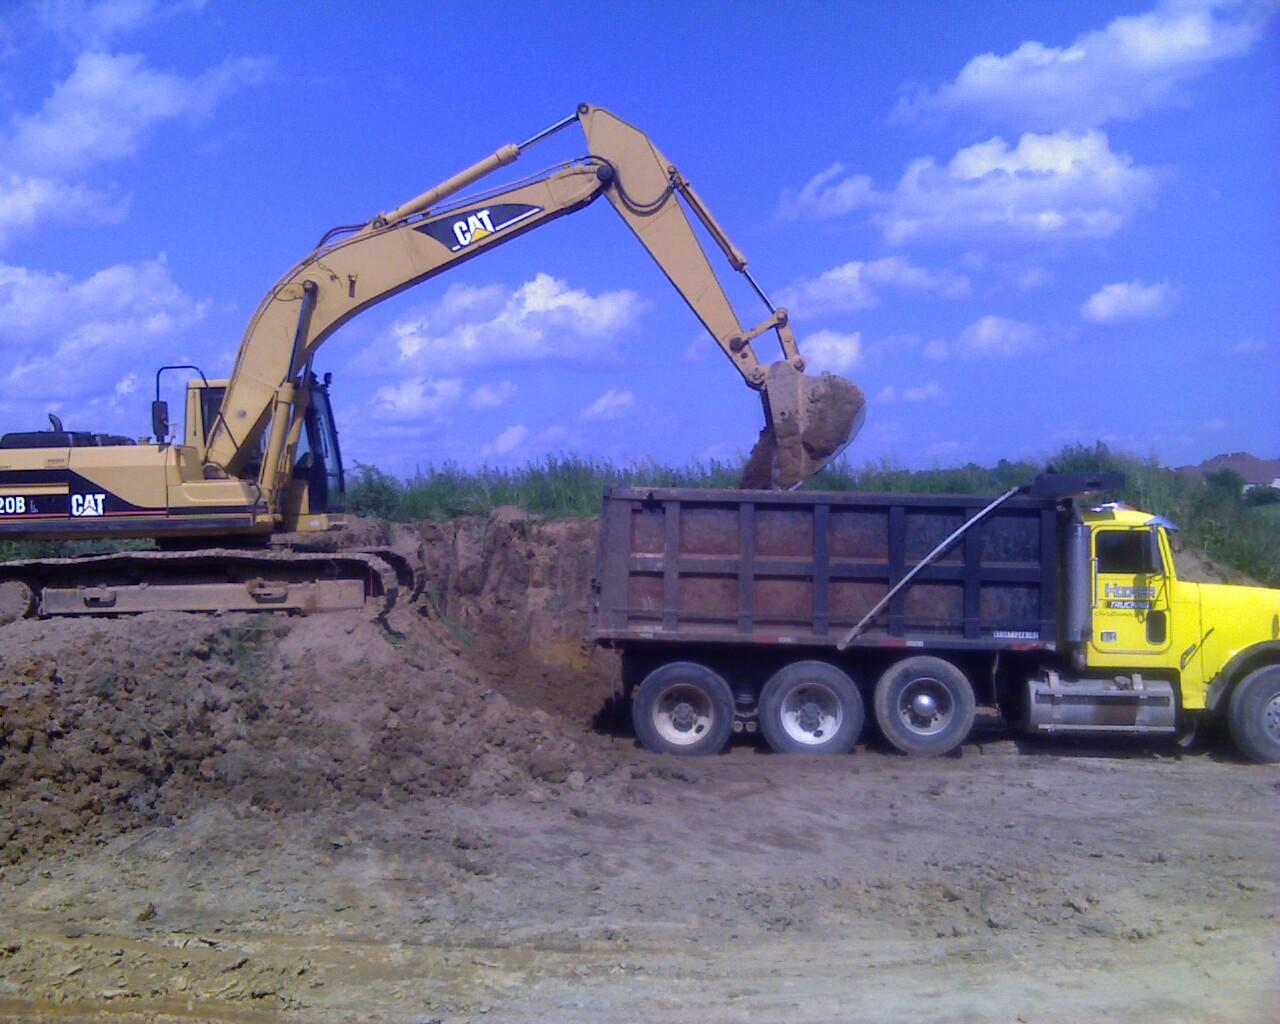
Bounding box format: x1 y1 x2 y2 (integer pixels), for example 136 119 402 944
0 595 589 865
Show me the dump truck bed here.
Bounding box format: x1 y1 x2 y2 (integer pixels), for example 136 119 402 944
589 486 1063 652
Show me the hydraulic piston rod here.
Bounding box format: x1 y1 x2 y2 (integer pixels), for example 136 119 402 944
375 144 521 226
376 110 581 228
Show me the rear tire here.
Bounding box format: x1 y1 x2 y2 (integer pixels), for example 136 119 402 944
874 656 975 757
1227 665 1280 764
632 661 734 756
759 661 864 754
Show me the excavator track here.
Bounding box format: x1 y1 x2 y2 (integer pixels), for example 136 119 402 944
0 548 401 620
347 547 426 604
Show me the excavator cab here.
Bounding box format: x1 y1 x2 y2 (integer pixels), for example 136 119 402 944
185 373 345 519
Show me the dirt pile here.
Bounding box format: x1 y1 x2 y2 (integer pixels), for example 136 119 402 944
0 594 594 865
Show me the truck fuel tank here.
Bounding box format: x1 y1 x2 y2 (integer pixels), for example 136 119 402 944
1025 671 1177 734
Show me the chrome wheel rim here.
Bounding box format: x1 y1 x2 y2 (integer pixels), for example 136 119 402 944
897 677 953 736
779 681 843 746
1264 693 1280 743
653 683 715 747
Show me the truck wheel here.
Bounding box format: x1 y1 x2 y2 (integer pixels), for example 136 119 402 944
632 661 734 756
759 661 864 754
1227 665 1280 764
874 656 975 757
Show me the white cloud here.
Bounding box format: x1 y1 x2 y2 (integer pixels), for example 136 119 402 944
781 131 1156 243
896 0 1274 130
877 381 942 403
6 51 271 175
0 41 267 246
777 163 877 220
778 256 969 316
958 315 1041 356
903 381 941 402
33 1 212 48
799 329 863 373
371 376 463 420
479 423 528 458
379 273 645 373
0 255 207 401
1081 278 1177 322
581 388 635 421
468 380 517 409
0 172 127 246
680 338 707 363
0 255 185 335
887 132 1155 243
1230 338 1268 356
1203 417 1229 432
923 339 949 360
1017 267 1053 291
113 371 138 395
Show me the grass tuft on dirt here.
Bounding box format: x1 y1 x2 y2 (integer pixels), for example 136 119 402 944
350 443 1280 586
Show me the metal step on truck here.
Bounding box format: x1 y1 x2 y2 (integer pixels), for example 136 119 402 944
587 472 1280 762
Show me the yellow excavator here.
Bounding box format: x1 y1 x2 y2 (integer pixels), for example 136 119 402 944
0 104 864 617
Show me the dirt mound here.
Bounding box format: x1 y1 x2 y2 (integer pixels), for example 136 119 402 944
0 597 591 864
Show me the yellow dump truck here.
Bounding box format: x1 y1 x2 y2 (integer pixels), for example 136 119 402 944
589 472 1280 762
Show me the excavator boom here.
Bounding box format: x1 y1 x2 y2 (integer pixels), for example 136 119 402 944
205 104 864 494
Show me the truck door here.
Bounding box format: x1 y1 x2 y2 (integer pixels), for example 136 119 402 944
1090 526 1171 660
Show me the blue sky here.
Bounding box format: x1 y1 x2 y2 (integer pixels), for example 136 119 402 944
0 0 1275 476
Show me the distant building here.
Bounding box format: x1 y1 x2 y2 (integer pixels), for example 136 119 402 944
1176 452 1280 494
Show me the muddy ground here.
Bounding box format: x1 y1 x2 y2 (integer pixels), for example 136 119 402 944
0 511 1277 1023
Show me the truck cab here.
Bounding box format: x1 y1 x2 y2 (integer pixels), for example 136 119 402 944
1078 506 1280 713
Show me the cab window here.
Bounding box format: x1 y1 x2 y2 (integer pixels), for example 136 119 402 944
1096 529 1162 574
199 388 225 443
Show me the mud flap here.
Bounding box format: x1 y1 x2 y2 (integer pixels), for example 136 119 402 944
740 362 866 489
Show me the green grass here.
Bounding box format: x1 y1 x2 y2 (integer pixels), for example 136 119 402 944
347 443 1280 587
0 537 152 562
343 456 746 521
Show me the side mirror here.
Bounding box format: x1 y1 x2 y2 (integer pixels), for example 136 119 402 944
151 400 170 443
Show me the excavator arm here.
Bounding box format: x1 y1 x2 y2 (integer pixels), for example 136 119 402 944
204 104 864 501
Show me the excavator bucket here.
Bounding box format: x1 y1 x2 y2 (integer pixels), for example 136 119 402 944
739 362 866 490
